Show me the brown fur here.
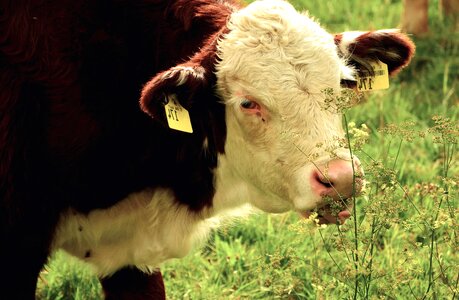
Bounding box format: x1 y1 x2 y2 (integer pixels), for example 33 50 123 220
0 1 241 298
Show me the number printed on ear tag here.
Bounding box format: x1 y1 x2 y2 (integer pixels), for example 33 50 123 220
357 60 389 92
164 95 193 133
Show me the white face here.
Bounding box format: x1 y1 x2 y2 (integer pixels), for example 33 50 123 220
216 0 358 214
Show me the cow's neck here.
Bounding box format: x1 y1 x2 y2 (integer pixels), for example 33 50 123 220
206 155 252 216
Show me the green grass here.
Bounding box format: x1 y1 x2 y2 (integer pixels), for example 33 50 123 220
37 0 458 299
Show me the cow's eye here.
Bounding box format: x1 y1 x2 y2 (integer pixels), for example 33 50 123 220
240 99 259 110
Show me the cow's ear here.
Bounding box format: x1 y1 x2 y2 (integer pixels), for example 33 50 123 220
334 30 415 86
140 64 210 122
140 30 222 129
140 32 227 154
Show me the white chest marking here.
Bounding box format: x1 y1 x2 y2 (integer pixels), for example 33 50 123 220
52 189 220 277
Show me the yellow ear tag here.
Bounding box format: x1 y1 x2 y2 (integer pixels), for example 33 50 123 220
356 60 389 92
164 95 193 133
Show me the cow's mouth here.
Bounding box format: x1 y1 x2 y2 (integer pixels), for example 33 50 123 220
300 203 352 225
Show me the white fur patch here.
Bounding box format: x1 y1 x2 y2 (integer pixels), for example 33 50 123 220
52 187 252 277
54 190 214 276
337 31 366 58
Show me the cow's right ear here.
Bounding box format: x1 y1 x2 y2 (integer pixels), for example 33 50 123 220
140 29 222 129
334 30 415 87
139 64 210 124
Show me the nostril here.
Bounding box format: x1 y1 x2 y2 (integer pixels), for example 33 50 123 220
315 172 333 189
322 181 333 189
311 159 363 200
312 171 335 195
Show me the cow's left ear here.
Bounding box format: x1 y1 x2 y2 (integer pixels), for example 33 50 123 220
334 29 415 84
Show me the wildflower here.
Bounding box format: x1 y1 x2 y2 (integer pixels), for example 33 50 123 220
321 88 363 113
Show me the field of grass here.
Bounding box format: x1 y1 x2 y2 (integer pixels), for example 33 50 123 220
37 0 458 299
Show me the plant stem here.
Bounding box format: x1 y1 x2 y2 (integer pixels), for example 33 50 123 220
392 138 403 170
422 227 436 300
364 218 377 299
343 114 360 300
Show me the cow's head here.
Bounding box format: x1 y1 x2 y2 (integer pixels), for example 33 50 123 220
140 0 414 223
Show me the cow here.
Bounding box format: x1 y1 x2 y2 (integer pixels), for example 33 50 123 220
0 0 415 299
402 0 459 35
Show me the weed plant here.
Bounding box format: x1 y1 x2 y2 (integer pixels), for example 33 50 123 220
36 0 458 299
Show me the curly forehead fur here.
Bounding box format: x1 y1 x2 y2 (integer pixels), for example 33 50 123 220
217 0 354 102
